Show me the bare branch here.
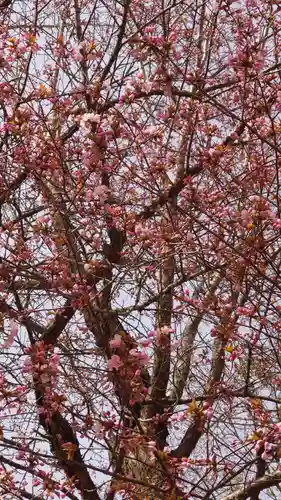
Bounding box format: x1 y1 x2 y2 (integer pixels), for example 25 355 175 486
222 471 281 500
170 273 223 401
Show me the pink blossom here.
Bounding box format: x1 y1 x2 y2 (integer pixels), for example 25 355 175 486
109 334 122 349
15 385 26 393
85 189 93 201
93 185 110 204
50 353 60 365
79 113 101 129
240 209 252 227
273 218 281 229
129 348 150 366
255 440 264 452
107 354 123 371
204 407 213 421
275 423 281 433
138 338 152 347
264 441 273 452
144 125 162 137
154 325 174 345
142 81 153 93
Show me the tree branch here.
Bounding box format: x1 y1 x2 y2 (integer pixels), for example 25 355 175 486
0 453 80 500
0 298 44 335
171 280 246 459
222 471 281 500
41 298 75 346
170 273 222 401
100 0 130 82
145 246 174 449
35 386 100 500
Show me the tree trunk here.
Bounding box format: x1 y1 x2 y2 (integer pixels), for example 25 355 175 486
121 449 168 499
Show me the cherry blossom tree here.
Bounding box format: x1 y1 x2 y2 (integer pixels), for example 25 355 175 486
1 0 281 498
